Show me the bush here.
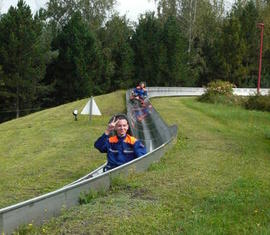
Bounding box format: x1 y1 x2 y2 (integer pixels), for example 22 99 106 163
198 80 237 104
205 80 235 96
245 93 270 112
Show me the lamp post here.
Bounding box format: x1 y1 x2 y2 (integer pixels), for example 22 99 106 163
73 109 78 121
257 23 264 94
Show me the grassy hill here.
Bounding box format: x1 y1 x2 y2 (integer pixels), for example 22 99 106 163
0 90 126 208
2 93 270 234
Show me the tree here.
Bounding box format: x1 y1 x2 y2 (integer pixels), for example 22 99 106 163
132 12 163 86
46 12 98 104
155 0 226 85
0 0 52 120
45 0 116 33
160 15 189 86
239 1 259 86
260 0 270 87
219 16 247 85
98 15 134 91
210 1 260 87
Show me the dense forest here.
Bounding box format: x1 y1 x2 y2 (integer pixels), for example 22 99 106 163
0 0 270 123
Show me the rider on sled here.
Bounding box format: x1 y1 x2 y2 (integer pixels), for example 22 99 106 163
130 82 147 105
94 114 147 172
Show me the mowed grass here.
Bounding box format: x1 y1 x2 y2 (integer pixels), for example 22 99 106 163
4 95 270 234
0 90 126 208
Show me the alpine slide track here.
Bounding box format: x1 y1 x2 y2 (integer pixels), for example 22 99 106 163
1 87 269 234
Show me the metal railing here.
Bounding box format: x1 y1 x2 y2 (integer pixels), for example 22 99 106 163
0 89 178 234
147 87 270 97
3 86 267 233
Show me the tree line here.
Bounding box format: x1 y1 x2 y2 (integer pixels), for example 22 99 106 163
0 0 270 123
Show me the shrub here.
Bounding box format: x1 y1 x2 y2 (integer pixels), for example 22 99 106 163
198 80 237 104
245 93 270 112
205 80 235 96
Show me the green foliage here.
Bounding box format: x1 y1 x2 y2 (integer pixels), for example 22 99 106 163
199 80 238 104
1 0 270 124
132 12 162 86
196 0 263 88
132 12 189 86
219 16 248 85
185 0 224 86
205 80 235 95
245 93 270 112
110 174 141 192
46 0 116 31
0 0 52 121
79 190 107 205
46 12 98 105
29 97 270 234
160 15 189 86
98 15 135 92
14 223 41 235
0 90 125 208
212 1 260 87
265 128 270 140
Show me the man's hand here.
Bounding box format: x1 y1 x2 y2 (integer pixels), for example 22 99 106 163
105 117 119 135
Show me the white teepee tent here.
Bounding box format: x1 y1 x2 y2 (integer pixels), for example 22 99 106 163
81 97 101 116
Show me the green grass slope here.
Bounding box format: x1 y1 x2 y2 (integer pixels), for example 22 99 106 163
18 96 270 235
3 95 270 234
0 90 126 208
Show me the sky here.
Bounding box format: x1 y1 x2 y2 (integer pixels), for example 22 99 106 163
0 0 235 22
0 0 157 22
116 0 157 22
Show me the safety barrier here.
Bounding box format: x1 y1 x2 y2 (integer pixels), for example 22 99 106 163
147 87 270 97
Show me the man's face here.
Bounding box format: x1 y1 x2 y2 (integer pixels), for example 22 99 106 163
116 119 129 137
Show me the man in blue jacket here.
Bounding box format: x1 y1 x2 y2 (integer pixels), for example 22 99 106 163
94 114 147 172
132 82 147 100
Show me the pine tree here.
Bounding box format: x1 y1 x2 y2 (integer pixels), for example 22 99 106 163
161 15 189 86
46 0 116 33
46 12 98 104
132 12 163 86
99 15 134 91
0 0 52 120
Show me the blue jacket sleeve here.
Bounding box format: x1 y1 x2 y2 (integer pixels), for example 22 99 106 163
133 88 139 96
144 89 147 97
94 133 109 153
134 140 147 157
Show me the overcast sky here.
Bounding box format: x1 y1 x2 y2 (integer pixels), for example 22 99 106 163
116 0 157 21
1 0 235 21
1 0 236 22
0 0 158 22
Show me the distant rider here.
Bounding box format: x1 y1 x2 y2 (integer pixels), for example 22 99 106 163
94 114 147 172
132 82 147 100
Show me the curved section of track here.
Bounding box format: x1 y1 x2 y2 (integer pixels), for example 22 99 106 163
3 87 268 233
0 89 178 234
126 90 172 152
